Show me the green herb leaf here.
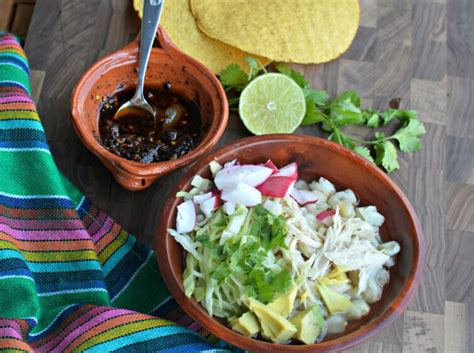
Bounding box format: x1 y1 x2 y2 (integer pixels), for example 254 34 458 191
303 87 329 106
329 131 356 149
211 262 231 283
245 57 262 80
246 267 293 303
247 268 275 303
269 216 288 250
393 118 426 152
380 109 401 126
245 286 257 298
275 63 308 88
381 109 417 126
333 90 361 107
375 141 400 173
245 57 259 70
270 269 293 297
301 99 325 125
362 109 379 128
375 131 386 140
219 64 248 90
395 110 418 122
354 146 375 163
367 114 379 127
329 98 364 127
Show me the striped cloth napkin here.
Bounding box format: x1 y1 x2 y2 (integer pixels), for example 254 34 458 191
0 33 235 352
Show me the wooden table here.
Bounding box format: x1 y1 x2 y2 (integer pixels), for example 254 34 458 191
24 0 473 352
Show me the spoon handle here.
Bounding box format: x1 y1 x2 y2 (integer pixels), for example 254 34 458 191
136 0 164 97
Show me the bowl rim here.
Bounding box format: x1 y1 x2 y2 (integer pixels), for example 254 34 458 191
155 134 425 352
70 27 229 178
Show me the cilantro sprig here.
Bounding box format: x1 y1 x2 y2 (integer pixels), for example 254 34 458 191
219 59 426 173
219 57 267 95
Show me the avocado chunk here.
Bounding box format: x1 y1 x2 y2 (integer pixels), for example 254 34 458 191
244 297 297 344
268 284 297 317
327 266 351 278
290 305 325 344
318 272 349 286
316 282 352 315
229 312 260 337
318 266 351 286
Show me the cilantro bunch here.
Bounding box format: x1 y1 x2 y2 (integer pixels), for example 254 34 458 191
219 59 426 173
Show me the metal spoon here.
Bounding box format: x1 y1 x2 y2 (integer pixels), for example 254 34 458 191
114 0 164 123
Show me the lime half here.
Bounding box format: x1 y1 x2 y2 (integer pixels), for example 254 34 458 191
239 73 306 135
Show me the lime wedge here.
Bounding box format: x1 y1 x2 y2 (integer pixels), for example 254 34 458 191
239 73 306 135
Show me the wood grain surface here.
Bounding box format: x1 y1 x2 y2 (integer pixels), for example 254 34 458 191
23 0 473 352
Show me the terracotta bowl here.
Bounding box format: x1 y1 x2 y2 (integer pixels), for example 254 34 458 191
71 27 228 191
156 134 424 353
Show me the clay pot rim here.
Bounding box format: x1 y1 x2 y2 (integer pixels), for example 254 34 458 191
71 27 229 180
156 134 425 352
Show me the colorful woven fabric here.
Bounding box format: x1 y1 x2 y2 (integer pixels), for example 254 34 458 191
0 33 233 352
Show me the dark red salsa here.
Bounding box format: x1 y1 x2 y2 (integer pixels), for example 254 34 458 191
98 85 201 163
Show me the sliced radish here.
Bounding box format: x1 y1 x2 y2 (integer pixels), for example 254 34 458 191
257 177 295 198
273 162 298 180
214 165 273 190
316 209 336 221
193 191 214 205
223 201 236 215
224 159 239 168
200 196 219 218
176 200 196 233
221 182 262 206
290 188 319 206
264 160 279 174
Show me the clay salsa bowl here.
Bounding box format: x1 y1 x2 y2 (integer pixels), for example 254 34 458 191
156 134 424 352
71 27 228 191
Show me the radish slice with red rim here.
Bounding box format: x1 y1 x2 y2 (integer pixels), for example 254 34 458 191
221 182 262 206
273 162 298 180
316 209 336 222
214 165 273 190
193 191 214 205
290 188 319 206
200 196 219 218
257 177 295 198
264 159 279 174
224 159 239 168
